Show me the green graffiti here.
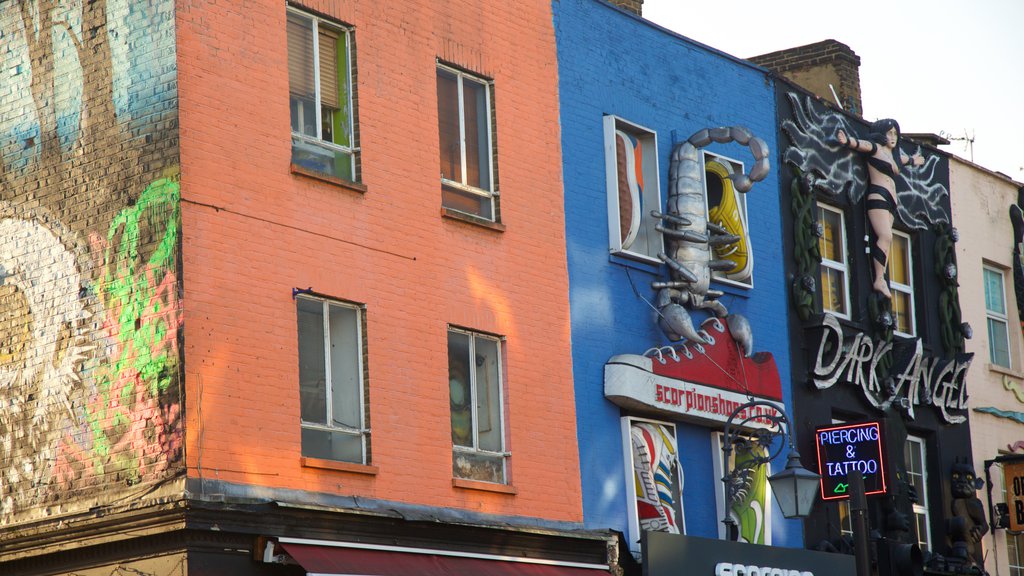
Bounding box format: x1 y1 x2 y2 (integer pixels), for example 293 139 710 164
87 178 181 468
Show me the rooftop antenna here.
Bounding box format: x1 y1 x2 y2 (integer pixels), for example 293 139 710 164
940 129 975 162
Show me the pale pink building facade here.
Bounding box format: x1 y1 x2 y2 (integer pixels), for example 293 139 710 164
952 155 1024 576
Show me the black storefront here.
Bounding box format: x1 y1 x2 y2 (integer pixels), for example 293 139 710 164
775 80 987 576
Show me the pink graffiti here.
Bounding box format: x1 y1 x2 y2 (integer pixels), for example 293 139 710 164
1009 440 1024 453
53 227 183 490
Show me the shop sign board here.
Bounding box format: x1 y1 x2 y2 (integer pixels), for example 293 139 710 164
642 532 855 576
814 421 887 501
1005 459 1024 531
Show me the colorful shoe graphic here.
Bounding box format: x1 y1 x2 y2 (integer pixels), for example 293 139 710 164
631 421 681 534
731 442 769 544
706 159 752 282
615 130 643 251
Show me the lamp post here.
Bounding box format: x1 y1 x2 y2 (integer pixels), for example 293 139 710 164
721 400 821 540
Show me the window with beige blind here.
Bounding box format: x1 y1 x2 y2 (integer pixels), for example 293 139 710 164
817 204 850 318
889 231 916 336
287 8 358 182
437 64 497 221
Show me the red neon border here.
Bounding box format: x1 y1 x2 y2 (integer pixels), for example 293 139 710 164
815 421 888 501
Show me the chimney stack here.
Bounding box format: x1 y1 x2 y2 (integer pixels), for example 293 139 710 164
750 40 863 116
607 0 643 17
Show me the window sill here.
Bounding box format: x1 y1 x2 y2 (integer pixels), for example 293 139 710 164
301 456 379 475
711 277 753 296
441 207 505 232
609 252 662 275
452 478 517 494
291 164 368 194
987 363 1024 379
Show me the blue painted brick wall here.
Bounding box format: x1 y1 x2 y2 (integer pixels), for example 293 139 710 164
553 0 801 548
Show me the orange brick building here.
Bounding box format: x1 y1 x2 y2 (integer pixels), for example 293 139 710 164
0 0 613 573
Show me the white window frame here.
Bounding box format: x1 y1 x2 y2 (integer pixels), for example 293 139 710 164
984 265 1012 369
448 327 508 483
703 152 753 288
818 203 851 319
711 431 772 544
905 435 931 550
296 294 369 464
621 417 685 558
1009 531 1024 576
603 115 663 264
890 230 916 337
287 7 358 178
437 63 497 221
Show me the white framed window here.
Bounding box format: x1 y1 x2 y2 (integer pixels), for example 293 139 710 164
437 64 497 221
621 417 684 557
1009 532 1024 576
448 327 507 483
704 153 752 287
712 432 772 544
889 231 916 337
287 8 358 181
985 265 1012 368
296 294 368 464
818 204 851 318
904 435 931 550
603 116 662 262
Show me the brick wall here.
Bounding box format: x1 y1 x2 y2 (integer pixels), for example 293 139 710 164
0 0 183 527
175 0 583 523
750 39 863 116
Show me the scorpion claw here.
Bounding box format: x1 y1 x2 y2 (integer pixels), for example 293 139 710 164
659 303 708 345
726 314 754 358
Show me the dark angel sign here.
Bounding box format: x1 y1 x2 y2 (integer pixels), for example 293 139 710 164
810 314 973 424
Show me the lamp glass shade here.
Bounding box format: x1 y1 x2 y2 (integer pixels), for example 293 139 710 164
768 452 821 519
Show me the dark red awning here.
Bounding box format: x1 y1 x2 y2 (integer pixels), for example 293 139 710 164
280 542 607 576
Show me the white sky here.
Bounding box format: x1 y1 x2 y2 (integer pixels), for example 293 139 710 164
642 0 1024 181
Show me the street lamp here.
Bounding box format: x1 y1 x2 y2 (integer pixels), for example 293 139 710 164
768 449 822 519
721 400 821 540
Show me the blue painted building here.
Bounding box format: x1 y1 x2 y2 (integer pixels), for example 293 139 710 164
552 0 804 557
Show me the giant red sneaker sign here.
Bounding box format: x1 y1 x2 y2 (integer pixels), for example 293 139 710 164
604 318 783 429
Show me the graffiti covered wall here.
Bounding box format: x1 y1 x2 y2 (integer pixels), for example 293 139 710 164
0 0 181 525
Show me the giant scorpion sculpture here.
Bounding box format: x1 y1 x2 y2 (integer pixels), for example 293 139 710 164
653 127 770 356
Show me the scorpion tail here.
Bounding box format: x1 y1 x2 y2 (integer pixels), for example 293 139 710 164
660 303 708 345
